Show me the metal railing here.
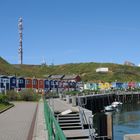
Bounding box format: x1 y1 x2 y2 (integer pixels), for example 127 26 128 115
88 116 96 140
78 96 110 140
44 99 67 140
78 96 88 129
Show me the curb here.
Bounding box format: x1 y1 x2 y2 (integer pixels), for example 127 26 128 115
0 104 14 114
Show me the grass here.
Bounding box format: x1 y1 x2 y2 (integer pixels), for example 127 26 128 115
0 103 12 112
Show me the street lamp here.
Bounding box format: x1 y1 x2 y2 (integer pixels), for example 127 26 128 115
4 80 7 95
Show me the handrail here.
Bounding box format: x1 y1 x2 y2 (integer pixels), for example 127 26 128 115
79 96 87 107
78 97 88 128
88 116 96 140
44 99 67 140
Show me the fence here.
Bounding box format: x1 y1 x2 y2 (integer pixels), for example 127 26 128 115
44 99 67 140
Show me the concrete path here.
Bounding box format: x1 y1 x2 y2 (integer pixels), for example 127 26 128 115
48 98 79 113
0 102 37 140
48 98 92 121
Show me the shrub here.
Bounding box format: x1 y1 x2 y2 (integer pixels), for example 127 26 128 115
0 94 9 104
20 89 41 101
45 92 59 99
7 90 20 101
64 91 79 96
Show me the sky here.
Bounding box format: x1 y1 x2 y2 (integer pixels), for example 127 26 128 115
0 0 140 65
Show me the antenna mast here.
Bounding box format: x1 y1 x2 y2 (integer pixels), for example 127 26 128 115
18 17 23 64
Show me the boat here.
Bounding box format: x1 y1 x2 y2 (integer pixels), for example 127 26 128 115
104 105 114 112
111 101 123 108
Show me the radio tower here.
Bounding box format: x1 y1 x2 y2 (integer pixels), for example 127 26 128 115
18 17 23 64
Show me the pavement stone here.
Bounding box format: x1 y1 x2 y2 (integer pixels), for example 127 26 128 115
0 102 37 140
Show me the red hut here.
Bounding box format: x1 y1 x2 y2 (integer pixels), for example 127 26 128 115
128 81 136 89
25 78 33 89
32 78 39 89
63 75 81 82
38 79 44 90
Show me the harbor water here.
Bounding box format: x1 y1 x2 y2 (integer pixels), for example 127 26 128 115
93 101 140 140
113 101 140 140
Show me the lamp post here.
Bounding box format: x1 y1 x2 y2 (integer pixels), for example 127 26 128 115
4 81 7 95
0 77 1 93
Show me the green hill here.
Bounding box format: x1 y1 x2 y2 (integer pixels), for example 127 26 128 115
14 62 140 82
1 57 140 82
0 57 19 75
0 57 38 77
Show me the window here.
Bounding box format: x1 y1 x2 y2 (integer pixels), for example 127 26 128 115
19 79 23 84
26 80 30 84
33 80 37 85
12 79 16 84
39 81 43 85
1 79 8 83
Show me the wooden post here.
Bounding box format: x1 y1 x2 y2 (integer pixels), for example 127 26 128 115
106 112 113 140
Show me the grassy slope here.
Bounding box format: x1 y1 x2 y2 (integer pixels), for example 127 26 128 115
1 57 140 82
0 56 19 75
18 62 140 82
0 57 35 77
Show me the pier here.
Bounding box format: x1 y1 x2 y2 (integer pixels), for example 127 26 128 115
46 94 116 140
48 98 92 139
53 91 140 140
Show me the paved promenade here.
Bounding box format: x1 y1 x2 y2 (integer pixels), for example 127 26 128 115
0 102 37 140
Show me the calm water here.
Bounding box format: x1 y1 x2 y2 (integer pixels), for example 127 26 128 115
113 102 140 140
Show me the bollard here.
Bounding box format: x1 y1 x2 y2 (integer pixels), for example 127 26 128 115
72 96 76 107
59 93 63 100
66 95 70 104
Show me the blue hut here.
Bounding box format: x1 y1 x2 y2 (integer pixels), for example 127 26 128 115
44 79 50 90
49 80 54 90
8 76 16 90
122 82 128 89
17 77 25 90
53 80 58 88
0 75 10 92
68 81 73 88
111 82 123 90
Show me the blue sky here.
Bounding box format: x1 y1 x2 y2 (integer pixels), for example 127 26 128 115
0 0 140 65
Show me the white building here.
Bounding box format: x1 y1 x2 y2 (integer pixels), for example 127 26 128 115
96 67 109 73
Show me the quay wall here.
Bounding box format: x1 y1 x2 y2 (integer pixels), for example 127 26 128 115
81 92 140 113
78 92 140 140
